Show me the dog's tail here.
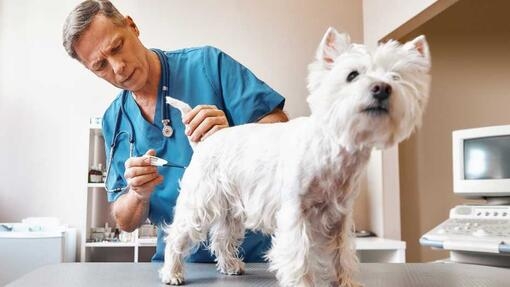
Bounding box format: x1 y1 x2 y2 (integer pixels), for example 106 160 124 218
166 96 196 150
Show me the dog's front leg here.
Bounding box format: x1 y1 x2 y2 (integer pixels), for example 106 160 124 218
331 213 362 287
267 201 316 287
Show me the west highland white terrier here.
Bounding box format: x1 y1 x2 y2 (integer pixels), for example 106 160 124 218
159 27 431 287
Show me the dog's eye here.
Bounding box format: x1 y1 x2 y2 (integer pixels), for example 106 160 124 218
391 73 401 81
346 71 359 82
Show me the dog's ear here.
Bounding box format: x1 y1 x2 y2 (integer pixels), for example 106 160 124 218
404 35 430 61
316 27 351 69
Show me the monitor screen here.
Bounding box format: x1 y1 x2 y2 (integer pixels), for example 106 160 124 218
464 135 510 180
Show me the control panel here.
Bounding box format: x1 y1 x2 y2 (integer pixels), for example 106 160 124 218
420 205 510 254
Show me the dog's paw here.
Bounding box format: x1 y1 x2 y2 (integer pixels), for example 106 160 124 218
159 269 184 285
218 259 245 275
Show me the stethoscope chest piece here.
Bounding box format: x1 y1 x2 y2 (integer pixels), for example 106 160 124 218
162 119 173 137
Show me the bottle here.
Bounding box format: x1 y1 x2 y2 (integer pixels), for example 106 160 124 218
98 163 106 183
114 223 120 241
88 165 102 183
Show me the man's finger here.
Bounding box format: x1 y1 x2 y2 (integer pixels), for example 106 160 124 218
125 149 157 168
190 116 225 142
186 110 226 136
183 105 220 125
134 175 164 191
186 108 223 135
130 175 164 198
124 166 158 180
147 175 164 188
127 172 161 187
201 124 228 141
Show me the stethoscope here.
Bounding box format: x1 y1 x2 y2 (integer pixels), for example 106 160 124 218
104 49 184 193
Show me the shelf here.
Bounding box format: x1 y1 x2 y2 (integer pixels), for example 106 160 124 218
84 236 157 248
87 183 105 188
89 117 102 130
85 241 136 248
355 237 406 263
355 237 406 250
137 237 157 246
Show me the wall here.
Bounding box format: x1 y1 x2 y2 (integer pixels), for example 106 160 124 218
363 0 436 45
0 0 363 258
399 0 510 262
114 0 363 118
363 0 459 46
361 0 461 242
0 0 106 231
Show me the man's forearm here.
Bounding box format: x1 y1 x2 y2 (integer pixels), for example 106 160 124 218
111 189 150 232
258 108 288 123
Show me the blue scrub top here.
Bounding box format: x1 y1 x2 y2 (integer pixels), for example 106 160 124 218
102 46 285 262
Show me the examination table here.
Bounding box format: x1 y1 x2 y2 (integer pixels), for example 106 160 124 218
6 262 509 286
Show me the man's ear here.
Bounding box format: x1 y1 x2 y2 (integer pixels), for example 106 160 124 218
125 16 139 36
404 35 430 61
315 27 351 69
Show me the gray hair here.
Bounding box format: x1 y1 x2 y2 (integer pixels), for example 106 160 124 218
62 0 126 60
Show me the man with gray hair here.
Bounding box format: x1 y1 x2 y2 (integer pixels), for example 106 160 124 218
63 0 287 263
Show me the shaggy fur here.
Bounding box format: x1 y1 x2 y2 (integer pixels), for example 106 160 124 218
159 27 431 287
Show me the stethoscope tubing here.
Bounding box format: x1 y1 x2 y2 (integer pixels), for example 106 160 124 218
103 49 184 193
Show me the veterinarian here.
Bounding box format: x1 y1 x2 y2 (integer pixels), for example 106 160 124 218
63 0 288 262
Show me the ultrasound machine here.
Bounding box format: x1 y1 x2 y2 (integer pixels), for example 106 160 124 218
420 125 510 267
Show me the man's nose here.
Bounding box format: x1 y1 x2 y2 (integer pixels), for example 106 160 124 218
370 82 392 102
110 56 126 75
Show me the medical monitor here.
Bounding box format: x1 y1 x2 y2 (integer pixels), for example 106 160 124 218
453 125 510 201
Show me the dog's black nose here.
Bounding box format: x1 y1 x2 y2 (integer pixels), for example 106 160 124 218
371 82 392 101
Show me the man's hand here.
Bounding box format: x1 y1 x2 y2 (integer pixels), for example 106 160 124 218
124 149 163 201
183 105 229 142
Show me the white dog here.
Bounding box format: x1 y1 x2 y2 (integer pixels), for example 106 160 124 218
159 27 431 287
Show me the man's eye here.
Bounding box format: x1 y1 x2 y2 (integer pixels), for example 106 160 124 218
112 40 123 53
346 70 359 82
112 44 122 53
95 60 107 71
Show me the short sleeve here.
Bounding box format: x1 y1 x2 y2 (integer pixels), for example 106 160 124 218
203 46 285 125
102 103 129 202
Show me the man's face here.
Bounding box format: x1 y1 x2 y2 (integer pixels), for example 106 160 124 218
74 15 150 92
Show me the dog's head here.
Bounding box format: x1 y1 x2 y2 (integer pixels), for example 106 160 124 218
307 27 431 150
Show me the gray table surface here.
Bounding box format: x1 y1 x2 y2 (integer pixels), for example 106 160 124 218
6 262 510 287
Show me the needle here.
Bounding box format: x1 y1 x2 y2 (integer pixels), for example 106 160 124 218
148 155 186 169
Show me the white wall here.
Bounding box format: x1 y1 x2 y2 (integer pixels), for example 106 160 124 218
0 0 362 256
114 0 363 117
363 0 445 46
0 0 114 228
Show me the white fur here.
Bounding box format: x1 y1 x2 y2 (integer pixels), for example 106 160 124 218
159 27 431 287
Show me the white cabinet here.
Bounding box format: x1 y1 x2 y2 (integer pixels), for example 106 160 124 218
356 237 406 263
81 118 156 263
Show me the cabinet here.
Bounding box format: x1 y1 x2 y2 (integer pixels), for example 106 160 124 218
356 237 406 263
81 118 157 262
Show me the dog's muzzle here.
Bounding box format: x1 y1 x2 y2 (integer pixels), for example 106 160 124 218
362 82 392 116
